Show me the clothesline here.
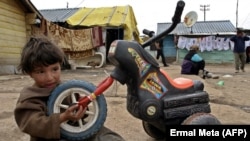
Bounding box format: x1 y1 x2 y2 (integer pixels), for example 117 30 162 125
177 36 250 52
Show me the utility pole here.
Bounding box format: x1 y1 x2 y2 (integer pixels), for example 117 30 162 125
200 4 210 21
236 0 239 28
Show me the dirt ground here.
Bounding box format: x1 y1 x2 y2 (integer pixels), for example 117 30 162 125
0 62 250 141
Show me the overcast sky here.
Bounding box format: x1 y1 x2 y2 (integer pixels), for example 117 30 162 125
31 0 250 34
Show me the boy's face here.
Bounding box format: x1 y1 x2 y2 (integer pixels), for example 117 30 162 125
29 63 61 89
237 31 243 37
155 42 160 49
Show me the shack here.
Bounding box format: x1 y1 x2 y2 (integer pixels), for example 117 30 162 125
38 5 142 68
0 0 42 74
156 20 236 64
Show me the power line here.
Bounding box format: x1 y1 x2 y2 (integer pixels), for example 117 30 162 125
74 0 86 8
236 0 239 28
200 4 210 21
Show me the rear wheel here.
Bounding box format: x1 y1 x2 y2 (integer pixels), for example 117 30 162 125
142 121 165 140
181 113 221 125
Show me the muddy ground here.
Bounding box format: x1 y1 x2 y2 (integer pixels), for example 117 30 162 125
0 63 250 141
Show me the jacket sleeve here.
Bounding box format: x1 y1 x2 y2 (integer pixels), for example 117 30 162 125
244 36 250 41
14 99 61 139
230 36 236 42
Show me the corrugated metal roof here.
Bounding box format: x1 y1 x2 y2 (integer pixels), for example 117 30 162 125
157 20 236 35
39 8 80 22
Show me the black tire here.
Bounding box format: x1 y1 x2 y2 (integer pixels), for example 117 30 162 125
47 80 107 140
181 113 221 125
142 121 165 140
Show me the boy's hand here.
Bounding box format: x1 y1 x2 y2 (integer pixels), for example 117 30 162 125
59 104 87 123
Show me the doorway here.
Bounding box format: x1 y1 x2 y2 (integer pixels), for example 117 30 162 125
105 28 124 62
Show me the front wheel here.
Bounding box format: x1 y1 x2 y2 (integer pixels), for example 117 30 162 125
181 113 221 125
47 80 107 140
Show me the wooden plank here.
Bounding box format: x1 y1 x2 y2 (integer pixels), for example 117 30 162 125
0 21 26 32
26 18 37 25
0 28 26 37
0 35 26 44
0 39 26 48
0 38 25 45
26 13 37 19
0 0 25 15
0 7 25 21
0 33 27 43
0 15 26 26
26 13 37 24
0 58 20 65
0 46 22 54
0 53 20 58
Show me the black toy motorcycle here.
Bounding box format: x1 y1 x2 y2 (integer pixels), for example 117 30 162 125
47 0 221 140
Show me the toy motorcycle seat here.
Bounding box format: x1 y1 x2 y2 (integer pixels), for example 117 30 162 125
160 69 193 89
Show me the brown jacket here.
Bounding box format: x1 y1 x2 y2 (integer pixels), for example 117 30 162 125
14 86 61 141
14 85 125 141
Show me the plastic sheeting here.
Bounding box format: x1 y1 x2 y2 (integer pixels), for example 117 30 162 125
66 5 143 43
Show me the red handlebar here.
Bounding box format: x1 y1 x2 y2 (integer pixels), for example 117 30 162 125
78 76 114 108
95 76 114 95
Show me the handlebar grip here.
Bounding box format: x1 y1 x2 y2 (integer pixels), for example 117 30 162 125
142 29 155 37
172 0 185 23
141 0 185 48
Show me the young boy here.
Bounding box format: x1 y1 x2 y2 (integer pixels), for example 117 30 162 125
230 29 250 73
14 35 125 141
155 39 169 67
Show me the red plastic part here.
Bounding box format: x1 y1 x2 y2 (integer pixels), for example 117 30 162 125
78 76 114 108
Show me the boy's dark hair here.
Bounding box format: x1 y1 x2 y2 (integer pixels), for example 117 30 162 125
18 35 65 74
236 28 244 34
237 30 243 34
